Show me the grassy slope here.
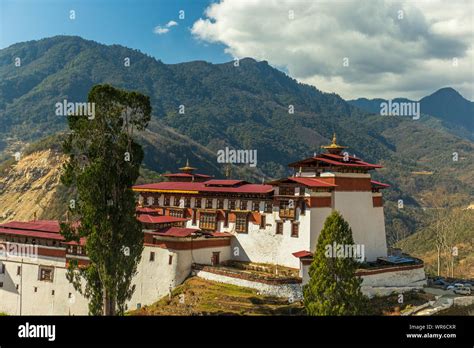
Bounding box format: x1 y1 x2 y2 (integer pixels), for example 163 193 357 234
128 277 434 316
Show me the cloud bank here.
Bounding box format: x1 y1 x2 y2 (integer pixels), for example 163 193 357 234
192 0 473 99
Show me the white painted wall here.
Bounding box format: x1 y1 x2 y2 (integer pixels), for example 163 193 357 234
0 252 89 315
333 191 387 261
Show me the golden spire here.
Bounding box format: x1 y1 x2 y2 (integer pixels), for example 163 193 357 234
179 158 197 173
321 133 348 154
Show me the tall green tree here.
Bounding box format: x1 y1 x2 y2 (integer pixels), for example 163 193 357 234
60 84 151 315
303 211 368 315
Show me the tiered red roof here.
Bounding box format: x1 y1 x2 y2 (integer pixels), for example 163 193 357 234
267 177 337 188
288 152 382 170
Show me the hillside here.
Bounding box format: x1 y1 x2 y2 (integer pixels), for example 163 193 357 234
0 147 65 222
1 36 473 242
396 207 474 279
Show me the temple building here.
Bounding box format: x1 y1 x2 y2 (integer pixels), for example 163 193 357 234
0 135 426 315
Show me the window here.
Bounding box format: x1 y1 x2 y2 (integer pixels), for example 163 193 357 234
264 201 273 213
260 215 266 229
68 293 72 299
239 200 247 210
149 252 155 262
300 187 306 195
291 222 299 238
217 199 224 209
147 196 154 206
0 282 3 288
276 222 283 235
224 211 229 228
195 198 201 208
169 209 184 218
34 287 38 293
235 213 248 233
252 201 260 211
168 255 173 265
52 290 55 296
0 263 5 274
164 196 170 206
200 213 216 230
206 198 213 209
17 266 21 276
300 200 306 215
38 266 54 282
229 200 236 210
172 197 179 207
185 197 191 208
192 210 197 225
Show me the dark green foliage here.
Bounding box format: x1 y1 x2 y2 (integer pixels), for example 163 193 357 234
60 84 151 315
303 211 369 315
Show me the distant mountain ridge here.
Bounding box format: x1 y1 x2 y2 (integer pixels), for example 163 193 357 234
348 87 474 138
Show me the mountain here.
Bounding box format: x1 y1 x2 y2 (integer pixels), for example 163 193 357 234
348 88 474 140
0 36 473 243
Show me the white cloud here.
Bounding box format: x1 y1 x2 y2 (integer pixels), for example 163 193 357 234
166 20 178 28
153 20 179 35
153 26 169 35
191 0 474 99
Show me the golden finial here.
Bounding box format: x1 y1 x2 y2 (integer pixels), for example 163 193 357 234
321 132 348 153
179 158 197 173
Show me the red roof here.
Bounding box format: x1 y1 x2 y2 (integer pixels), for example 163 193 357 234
289 153 382 170
136 207 159 214
371 180 390 188
137 214 188 224
0 220 60 233
292 250 313 258
163 173 211 178
155 227 200 238
210 232 234 238
204 179 247 186
0 227 64 240
133 181 273 194
279 177 337 188
315 156 382 168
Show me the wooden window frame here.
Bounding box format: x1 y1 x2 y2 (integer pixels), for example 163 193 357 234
200 212 217 231
235 212 249 233
276 221 283 235
259 215 266 229
291 222 299 238
38 266 54 282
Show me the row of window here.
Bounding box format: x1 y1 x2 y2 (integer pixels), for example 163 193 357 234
144 196 273 212
148 252 173 265
276 221 299 237
0 281 74 299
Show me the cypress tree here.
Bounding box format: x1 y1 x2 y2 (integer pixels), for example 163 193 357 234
303 211 368 315
60 84 151 315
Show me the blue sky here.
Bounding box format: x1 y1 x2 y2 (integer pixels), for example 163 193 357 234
0 0 232 64
0 0 472 99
